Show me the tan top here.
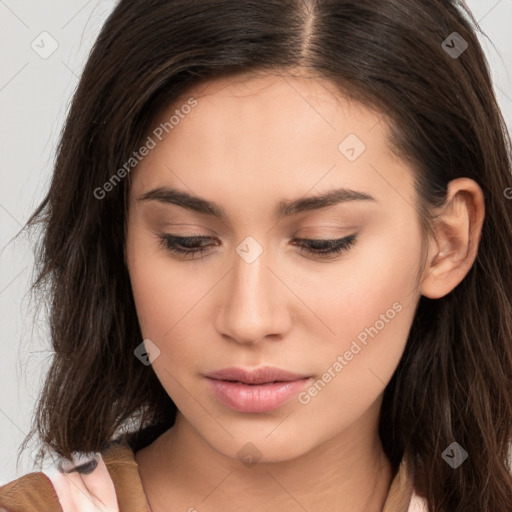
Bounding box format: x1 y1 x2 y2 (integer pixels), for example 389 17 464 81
0 435 428 511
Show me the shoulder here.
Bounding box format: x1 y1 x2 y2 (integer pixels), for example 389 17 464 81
0 471 61 512
0 435 150 512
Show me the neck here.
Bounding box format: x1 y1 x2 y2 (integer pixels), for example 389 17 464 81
136 403 394 512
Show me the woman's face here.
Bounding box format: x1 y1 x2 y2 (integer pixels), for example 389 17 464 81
125 72 427 462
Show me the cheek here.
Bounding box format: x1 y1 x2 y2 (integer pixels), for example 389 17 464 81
293 283 418 445
126 225 195 338
293 220 422 345
294 224 422 399
126 227 212 391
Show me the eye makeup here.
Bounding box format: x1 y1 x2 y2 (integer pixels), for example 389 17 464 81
155 232 358 260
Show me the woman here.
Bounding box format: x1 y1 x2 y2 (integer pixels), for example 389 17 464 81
1 1 511 511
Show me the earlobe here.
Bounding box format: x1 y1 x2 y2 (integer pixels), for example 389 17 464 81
420 178 485 299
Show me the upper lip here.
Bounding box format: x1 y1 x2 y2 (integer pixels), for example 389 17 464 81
205 366 310 385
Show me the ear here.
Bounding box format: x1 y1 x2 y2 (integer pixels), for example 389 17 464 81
420 178 485 299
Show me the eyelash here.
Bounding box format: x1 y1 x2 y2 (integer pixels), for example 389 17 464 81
156 233 357 259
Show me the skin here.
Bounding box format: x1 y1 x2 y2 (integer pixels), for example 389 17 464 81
125 71 485 512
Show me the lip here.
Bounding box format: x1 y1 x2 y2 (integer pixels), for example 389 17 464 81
204 366 312 413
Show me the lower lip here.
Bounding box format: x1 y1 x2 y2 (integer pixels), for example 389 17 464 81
206 377 311 413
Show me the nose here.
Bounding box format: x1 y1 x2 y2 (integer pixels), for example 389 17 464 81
215 243 292 345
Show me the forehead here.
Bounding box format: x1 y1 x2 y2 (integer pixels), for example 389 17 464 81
158 71 384 140
139 73 389 163
129 72 415 215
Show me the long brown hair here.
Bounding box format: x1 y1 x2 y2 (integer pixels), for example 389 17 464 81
17 1 512 510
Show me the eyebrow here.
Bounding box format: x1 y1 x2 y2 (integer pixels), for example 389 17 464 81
137 186 377 219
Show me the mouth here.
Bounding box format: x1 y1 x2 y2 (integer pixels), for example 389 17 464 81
204 366 312 413
217 380 287 385
205 365 310 385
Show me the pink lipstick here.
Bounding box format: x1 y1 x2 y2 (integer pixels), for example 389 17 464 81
205 366 312 413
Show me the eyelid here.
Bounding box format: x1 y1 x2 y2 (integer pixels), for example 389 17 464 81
154 232 358 260
291 233 357 257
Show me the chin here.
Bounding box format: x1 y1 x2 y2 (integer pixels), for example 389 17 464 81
198 424 319 465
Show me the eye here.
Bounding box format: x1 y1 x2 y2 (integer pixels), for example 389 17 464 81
155 233 358 259
156 234 218 257
290 233 357 258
